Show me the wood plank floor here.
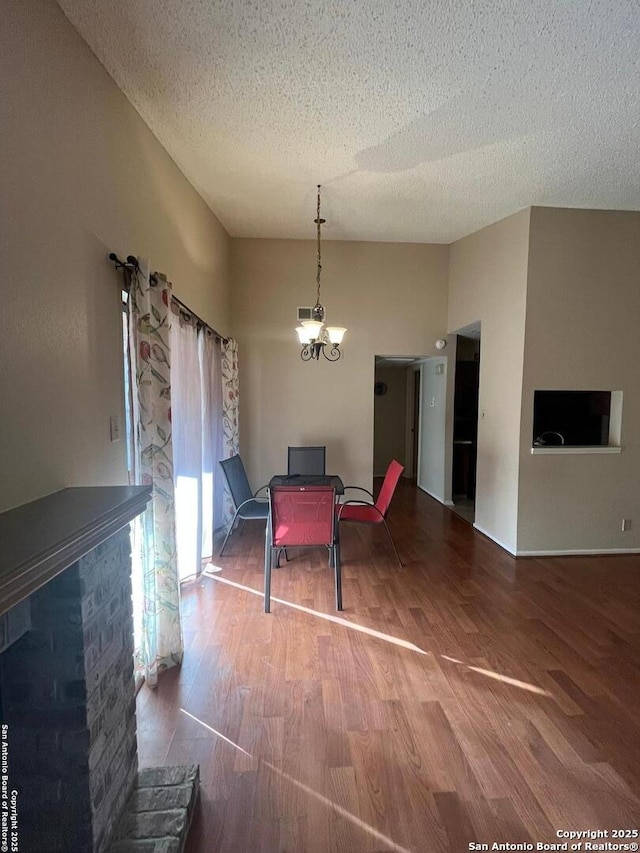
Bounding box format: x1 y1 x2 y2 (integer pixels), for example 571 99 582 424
136 481 640 852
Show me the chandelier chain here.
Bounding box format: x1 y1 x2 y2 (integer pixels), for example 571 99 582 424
316 185 322 307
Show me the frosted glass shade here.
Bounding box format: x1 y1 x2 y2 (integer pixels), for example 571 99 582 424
300 319 323 338
327 327 346 345
302 320 324 338
296 326 314 344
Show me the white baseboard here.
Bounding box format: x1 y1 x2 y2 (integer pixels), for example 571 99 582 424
416 484 446 504
472 523 517 556
515 547 640 557
472 522 640 557
410 499 640 558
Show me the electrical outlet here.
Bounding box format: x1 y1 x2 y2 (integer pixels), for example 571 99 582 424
621 518 632 532
110 415 121 442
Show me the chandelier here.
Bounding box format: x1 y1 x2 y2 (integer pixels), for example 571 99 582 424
296 185 346 361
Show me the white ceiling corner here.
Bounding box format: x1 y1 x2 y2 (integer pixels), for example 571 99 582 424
56 0 640 244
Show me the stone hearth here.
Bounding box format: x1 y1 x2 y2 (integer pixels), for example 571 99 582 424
108 765 199 853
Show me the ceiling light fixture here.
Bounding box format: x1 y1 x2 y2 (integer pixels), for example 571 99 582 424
296 185 346 361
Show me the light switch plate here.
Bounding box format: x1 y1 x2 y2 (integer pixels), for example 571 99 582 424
110 415 121 442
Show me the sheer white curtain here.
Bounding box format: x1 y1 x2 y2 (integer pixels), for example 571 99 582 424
171 315 226 580
171 314 202 581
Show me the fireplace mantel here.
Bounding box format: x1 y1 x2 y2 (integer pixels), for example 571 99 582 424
0 486 151 618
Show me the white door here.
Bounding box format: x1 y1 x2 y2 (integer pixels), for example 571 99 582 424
417 358 448 501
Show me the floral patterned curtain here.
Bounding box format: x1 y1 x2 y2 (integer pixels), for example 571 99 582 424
128 260 183 687
220 338 240 528
201 329 225 560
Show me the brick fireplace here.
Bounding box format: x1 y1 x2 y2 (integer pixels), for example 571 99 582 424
1 526 136 850
0 487 198 853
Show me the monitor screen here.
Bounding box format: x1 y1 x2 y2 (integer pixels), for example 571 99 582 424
533 391 611 446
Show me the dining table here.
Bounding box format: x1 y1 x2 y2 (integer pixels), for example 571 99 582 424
268 474 345 495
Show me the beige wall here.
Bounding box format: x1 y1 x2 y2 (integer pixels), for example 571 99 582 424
518 207 640 552
230 239 449 491
373 366 408 477
448 209 531 553
0 0 231 512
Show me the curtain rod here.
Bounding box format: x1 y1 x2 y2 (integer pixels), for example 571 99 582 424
109 252 228 343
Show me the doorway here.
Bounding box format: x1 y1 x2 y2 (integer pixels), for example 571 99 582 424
451 326 480 523
373 354 451 505
373 356 425 481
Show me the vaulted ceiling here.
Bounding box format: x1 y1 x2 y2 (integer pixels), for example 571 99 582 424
57 0 640 243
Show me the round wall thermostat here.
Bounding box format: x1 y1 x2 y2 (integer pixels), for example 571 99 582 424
435 338 447 350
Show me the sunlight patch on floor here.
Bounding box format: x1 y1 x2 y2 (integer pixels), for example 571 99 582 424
180 706 411 853
180 708 253 757
262 760 414 853
204 570 428 655
441 655 550 696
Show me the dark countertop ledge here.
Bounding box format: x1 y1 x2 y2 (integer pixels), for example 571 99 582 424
0 486 151 617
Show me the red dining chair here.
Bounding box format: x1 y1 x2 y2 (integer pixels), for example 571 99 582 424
338 459 404 566
264 485 342 613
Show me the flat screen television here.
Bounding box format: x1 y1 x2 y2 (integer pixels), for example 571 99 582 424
533 390 611 447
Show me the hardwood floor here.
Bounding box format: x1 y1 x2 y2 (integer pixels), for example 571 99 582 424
136 481 640 852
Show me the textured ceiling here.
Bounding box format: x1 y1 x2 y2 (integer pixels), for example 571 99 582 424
57 0 640 243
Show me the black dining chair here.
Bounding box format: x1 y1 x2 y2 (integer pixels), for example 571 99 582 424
287 445 326 476
218 455 269 555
